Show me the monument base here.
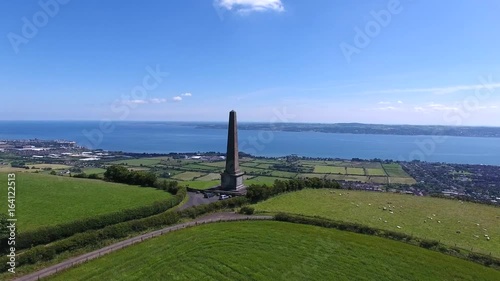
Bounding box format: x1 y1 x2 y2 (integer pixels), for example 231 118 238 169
209 172 246 196
220 172 245 190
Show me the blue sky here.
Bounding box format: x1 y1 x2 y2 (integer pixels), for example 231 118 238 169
1 0 500 125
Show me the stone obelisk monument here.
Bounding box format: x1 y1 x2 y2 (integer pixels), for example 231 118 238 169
220 110 245 191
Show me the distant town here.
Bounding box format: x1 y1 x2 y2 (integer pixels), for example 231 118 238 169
1 139 499 205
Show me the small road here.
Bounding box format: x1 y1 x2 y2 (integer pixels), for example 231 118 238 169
15 212 273 281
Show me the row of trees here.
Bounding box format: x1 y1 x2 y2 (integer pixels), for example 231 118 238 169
104 165 157 187
246 178 341 203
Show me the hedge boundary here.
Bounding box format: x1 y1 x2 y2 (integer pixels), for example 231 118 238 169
0 187 187 253
0 193 247 272
274 213 500 270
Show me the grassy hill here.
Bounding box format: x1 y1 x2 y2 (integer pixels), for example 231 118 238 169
0 173 172 232
49 221 500 281
253 189 500 257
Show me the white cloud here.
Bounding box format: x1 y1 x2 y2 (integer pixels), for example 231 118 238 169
378 100 403 105
150 98 167 104
214 0 284 14
181 93 192 97
172 96 183 102
122 98 169 105
372 106 400 111
123 99 148 105
427 102 459 111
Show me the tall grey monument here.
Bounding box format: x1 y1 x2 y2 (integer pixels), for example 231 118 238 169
220 110 245 191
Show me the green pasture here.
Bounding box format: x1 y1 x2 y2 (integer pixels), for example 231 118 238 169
253 189 500 257
0 173 172 232
49 221 500 281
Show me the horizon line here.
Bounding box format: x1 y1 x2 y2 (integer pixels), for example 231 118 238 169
0 120 499 128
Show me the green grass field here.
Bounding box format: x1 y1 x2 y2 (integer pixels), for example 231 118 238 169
29 164 72 170
0 166 29 173
0 173 172 232
109 158 165 167
383 163 411 178
49 221 500 281
366 168 387 176
180 180 219 189
346 167 365 175
313 165 345 174
172 171 206 181
195 173 221 181
202 161 227 168
253 189 500 258
389 177 417 184
82 168 107 174
182 163 220 172
246 176 289 185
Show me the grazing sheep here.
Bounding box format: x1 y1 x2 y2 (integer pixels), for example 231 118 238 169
397 226 402 229
384 220 388 223
383 207 387 211
389 211 394 214
487 237 490 241
438 221 441 224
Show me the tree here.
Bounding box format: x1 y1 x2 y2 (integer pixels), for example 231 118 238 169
104 165 130 182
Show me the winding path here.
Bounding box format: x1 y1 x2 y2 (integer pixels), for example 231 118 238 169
15 212 272 281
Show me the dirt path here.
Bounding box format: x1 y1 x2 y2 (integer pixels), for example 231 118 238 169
14 212 272 281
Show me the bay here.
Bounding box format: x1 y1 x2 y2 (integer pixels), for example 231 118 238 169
0 121 499 166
